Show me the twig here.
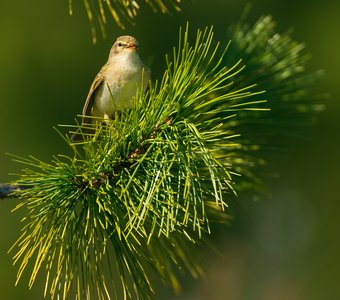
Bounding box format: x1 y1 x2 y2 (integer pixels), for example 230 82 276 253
0 184 29 200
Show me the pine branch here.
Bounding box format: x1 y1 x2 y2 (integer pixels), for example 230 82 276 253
4 16 324 300
8 24 263 299
219 15 325 194
70 0 186 43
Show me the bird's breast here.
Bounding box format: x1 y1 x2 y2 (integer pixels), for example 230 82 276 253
92 62 148 118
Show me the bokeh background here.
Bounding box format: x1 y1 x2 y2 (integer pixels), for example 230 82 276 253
0 0 339 299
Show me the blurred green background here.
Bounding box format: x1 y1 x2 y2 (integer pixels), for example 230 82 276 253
0 0 339 299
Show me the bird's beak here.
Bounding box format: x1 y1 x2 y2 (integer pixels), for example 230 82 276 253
126 43 137 50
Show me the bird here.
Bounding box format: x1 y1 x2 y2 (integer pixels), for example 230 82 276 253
71 35 150 141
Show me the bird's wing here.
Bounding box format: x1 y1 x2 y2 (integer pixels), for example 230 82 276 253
81 67 106 124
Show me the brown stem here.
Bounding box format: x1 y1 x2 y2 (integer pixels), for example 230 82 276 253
0 184 30 200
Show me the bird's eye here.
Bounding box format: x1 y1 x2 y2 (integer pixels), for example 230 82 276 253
118 42 123 47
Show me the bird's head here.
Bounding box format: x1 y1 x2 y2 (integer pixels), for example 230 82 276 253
109 35 139 57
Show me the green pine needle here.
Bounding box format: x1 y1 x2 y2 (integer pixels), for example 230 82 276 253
9 24 264 299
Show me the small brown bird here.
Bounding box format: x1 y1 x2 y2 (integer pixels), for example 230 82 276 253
71 35 150 141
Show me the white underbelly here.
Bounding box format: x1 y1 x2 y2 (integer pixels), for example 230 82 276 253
92 71 145 118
